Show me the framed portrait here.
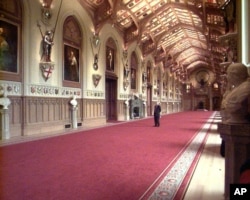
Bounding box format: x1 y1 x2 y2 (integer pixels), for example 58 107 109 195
106 47 114 71
63 44 80 87
0 19 20 81
130 68 136 89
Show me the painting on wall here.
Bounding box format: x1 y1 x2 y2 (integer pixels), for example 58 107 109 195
131 68 136 89
64 44 80 82
0 20 18 73
106 47 114 71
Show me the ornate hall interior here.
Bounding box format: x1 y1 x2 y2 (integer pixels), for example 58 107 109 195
1 0 249 137
0 0 250 199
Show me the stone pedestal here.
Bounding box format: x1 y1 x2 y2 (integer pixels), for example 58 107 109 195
143 101 147 117
70 96 78 129
0 95 11 140
218 123 250 200
0 109 10 140
124 100 130 121
72 107 78 129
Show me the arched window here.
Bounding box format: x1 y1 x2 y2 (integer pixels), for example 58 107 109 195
0 0 22 81
63 16 82 87
130 51 138 90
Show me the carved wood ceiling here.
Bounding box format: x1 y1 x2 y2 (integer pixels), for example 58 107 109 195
80 0 227 81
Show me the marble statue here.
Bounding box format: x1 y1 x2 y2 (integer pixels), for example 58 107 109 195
222 63 250 123
0 87 11 109
70 95 78 108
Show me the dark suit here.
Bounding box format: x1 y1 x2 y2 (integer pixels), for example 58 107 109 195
154 104 161 127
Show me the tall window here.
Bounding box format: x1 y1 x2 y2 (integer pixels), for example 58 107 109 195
130 51 138 90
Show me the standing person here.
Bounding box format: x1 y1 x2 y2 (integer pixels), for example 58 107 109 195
154 101 161 127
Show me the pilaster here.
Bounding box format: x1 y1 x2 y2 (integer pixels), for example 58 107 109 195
218 123 250 200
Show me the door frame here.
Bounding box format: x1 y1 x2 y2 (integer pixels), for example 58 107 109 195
105 72 118 121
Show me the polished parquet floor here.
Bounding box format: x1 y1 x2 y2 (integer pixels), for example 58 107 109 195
183 113 225 200
1 112 225 200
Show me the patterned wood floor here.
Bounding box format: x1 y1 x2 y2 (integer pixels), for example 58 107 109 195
183 113 225 200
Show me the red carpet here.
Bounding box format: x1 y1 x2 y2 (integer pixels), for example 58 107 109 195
0 111 214 200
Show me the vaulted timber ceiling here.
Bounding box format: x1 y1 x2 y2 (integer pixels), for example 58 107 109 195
80 0 228 81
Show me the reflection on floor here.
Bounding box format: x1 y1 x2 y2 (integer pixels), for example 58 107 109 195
184 113 225 200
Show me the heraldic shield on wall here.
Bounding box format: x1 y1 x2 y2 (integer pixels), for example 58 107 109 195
37 0 63 81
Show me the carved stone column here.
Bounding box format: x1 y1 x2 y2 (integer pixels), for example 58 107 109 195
218 123 250 200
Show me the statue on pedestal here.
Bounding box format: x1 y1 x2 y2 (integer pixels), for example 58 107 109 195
0 87 11 139
0 87 11 109
70 95 78 108
222 63 250 123
70 96 78 129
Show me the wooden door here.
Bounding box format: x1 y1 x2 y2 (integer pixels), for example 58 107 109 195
106 78 117 121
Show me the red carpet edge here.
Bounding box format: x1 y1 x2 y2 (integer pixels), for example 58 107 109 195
139 112 216 200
